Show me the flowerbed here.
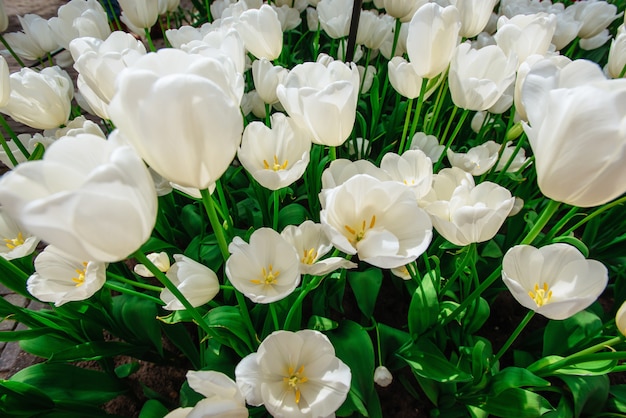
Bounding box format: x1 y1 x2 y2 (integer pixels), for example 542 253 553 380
0 0 626 417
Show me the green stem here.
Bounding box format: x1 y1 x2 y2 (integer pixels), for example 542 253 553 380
0 114 30 159
493 310 535 363
204 0 213 22
521 199 561 245
132 250 213 335
200 188 230 261
272 189 280 231
406 77 429 152
0 132 19 167
439 244 475 297
0 34 26 67
425 75 448 135
398 98 414 154
104 282 164 305
269 303 280 331
434 108 470 172
329 146 336 161
144 28 156 52
562 195 626 237
106 272 163 292
284 274 325 330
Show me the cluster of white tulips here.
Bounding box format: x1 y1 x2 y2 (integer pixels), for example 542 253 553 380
0 0 625 416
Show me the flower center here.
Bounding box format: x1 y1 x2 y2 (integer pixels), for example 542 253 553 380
283 365 308 404
344 215 376 244
250 264 280 285
263 155 288 171
72 262 89 287
301 248 318 265
528 282 553 307
4 232 25 250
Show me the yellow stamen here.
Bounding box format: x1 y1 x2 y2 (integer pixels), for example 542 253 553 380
4 232 25 250
283 365 308 404
301 248 318 265
263 155 289 171
528 282 553 307
72 262 89 287
250 264 280 285
344 215 377 244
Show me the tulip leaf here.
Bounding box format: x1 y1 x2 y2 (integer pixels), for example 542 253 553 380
20 333 82 359
408 270 439 338
377 323 411 371
543 310 602 356
559 375 609 418
398 340 472 383
551 359 618 376
0 328 55 342
114 295 163 356
139 399 169 418
307 315 339 331
552 236 589 258
607 385 626 413
0 380 55 414
27 142 45 161
466 388 554 418
115 362 141 379
47 341 143 362
161 322 202 370
181 203 203 237
460 297 490 335
489 367 551 397
278 203 310 230
10 363 126 405
347 268 383 319
203 306 255 357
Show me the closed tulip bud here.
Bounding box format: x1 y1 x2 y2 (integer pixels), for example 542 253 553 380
1 66 73 130
236 4 283 60
0 133 157 263
118 0 160 30
317 0 352 39
158 0 181 14
161 255 220 310
374 366 393 387
407 4 462 79
49 0 111 50
3 31 47 61
449 43 517 111
357 11 393 50
388 57 424 99
17 14 59 54
108 49 244 190
252 58 288 105
383 0 428 22
607 31 626 78
522 62 626 207
271 4 301 31
277 60 360 147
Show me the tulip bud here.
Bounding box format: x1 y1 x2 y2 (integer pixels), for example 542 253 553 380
374 366 393 387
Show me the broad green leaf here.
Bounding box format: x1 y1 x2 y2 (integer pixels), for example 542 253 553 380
162 322 201 370
20 334 80 359
489 367 551 397
0 328 54 342
307 315 338 332
116 295 163 355
398 342 472 383
48 341 142 362
461 297 490 335
467 388 554 418
552 358 618 376
543 311 602 356
607 385 626 413
559 375 609 418
0 380 54 415
377 323 411 371
408 270 439 338
552 236 589 257
181 204 203 237
10 363 126 405
204 306 255 357
278 203 310 230
115 362 141 378
347 268 383 319
139 399 169 418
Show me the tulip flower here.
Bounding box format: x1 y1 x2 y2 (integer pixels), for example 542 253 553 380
321 174 433 269
181 28 246 75
0 133 157 263
237 113 311 191
276 60 360 147
0 0 7 33
448 43 517 111
317 0 352 39
108 48 244 190
271 4 302 32
607 31 626 78
0 56 9 107
568 0 622 40
160 255 220 311
16 14 59 56
2 31 47 62
374 366 393 388
164 371 248 418
235 4 283 60
134 252 171 277
388 57 427 99
382 0 428 22
494 13 557 67
48 0 112 50
0 133 54 169
0 209 39 261
522 60 626 207
281 220 357 276
118 0 160 30
321 158 390 190
501 244 608 320
252 58 288 105
406 3 461 79
0 66 73 130
409 132 444 162
422 168 515 246
225 228 301 304
357 11 394 51
70 32 147 120
616 301 626 338
26 245 106 307
446 141 499 176
380 150 433 201
235 330 351 417
450 0 499 38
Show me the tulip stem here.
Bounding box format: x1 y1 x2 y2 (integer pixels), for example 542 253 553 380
132 250 213 335
562 195 626 237
200 188 230 261
520 199 561 245
530 335 625 377
269 303 280 331
0 35 26 68
104 282 165 306
405 77 429 153
272 189 280 231
204 0 213 22
284 274 325 330
434 108 470 172
493 310 535 364
0 132 19 167
398 98 414 154
439 244 475 297
329 146 336 161
0 114 30 159
144 28 156 52
106 272 163 292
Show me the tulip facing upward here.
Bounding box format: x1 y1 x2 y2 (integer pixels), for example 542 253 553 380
277 60 360 147
108 49 244 190
0 133 157 263
502 244 608 320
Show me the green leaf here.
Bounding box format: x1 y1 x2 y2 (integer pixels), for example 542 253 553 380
204 306 255 357
27 142 45 161
113 295 163 355
307 315 338 332
115 362 141 378
559 375 609 418
0 380 55 415
543 310 602 356
377 323 411 371
48 341 142 362
162 322 201 370
408 270 439 338
0 328 54 342
489 367 551 397
461 297 490 335
327 320 376 416
180 204 203 237
278 203 310 230
607 385 626 413
552 236 589 257
551 358 618 376
398 341 472 383
20 334 80 359
467 388 554 418
10 363 126 405
347 268 383 319
139 399 169 418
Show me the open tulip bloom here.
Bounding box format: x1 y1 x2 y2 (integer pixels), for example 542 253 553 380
1 1 626 417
